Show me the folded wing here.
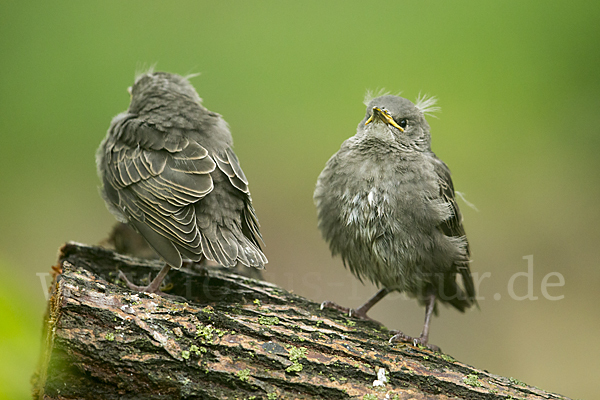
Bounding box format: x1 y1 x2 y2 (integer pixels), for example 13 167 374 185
101 115 266 269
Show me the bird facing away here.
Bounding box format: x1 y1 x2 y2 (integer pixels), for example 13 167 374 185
314 94 476 349
97 71 267 293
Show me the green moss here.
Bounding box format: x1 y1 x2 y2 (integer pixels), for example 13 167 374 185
202 305 214 314
509 377 526 386
216 328 227 337
346 320 356 327
288 346 308 362
237 368 251 382
463 374 482 387
195 325 215 342
181 350 190 360
105 332 115 341
363 395 377 400
267 393 277 400
189 344 206 356
253 299 261 307
439 354 456 363
258 316 280 326
285 363 303 373
286 345 307 373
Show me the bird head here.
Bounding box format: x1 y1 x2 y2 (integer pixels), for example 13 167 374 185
127 71 202 113
359 94 437 152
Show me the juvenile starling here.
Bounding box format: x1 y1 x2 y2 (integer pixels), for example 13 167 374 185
96 71 267 293
314 94 476 348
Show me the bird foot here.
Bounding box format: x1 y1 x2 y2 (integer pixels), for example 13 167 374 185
320 300 350 314
389 331 441 352
320 301 383 325
117 270 172 295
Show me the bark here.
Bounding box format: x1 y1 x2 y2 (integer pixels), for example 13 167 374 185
32 242 570 400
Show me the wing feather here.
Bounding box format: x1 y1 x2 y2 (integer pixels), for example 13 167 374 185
226 147 248 184
102 120 216 267
432 155 476 302
101 112 266 269
215 150 249 193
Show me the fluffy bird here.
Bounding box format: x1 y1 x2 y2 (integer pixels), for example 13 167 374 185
97 71 267 293
314 94 476 348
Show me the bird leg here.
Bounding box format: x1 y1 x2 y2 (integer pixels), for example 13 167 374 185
321 288 389 324
118 264 172 294
389 292 440 352
414 292 436 347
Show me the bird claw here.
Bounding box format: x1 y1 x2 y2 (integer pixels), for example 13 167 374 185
320 301 383 325
348 308 372 321
389 330 411 344
320 300 350 313
117 270 166 295
389 331 441 352
416 339 441 353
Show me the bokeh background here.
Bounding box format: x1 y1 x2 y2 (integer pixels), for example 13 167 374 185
1 1 599 398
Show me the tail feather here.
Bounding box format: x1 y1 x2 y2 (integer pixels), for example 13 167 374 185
201 225 267 269
216 228 239 264
440 264 478 312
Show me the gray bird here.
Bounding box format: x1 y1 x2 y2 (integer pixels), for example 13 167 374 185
97 71 267 293
314 94 476 348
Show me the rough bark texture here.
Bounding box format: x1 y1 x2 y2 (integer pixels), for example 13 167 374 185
33 242 570 400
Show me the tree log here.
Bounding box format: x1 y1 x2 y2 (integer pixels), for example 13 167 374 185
32 242 570 400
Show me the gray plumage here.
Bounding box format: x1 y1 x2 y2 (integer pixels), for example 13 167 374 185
97 71 267 273
314 94 475 345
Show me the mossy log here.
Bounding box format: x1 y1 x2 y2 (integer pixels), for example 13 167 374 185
32 242 570 400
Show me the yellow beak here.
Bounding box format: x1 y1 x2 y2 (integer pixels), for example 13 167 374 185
365 107 404 132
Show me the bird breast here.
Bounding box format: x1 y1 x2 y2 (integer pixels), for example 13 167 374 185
335 156 446 242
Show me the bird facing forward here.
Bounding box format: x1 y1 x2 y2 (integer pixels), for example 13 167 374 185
97 71 267 293
314 94 476 349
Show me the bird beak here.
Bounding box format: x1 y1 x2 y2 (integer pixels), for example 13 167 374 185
365 107 404 132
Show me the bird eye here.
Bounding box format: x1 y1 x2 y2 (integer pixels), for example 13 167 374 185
398 119 408 129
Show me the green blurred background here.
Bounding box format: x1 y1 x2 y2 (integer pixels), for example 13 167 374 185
1 1 599 398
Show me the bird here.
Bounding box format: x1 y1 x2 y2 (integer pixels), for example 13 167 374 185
96 71 267 293
314 93 476 349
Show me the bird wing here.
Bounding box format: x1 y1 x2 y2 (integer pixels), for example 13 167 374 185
102 115 216 267
213 147 264 249
431 155 476 301
432 156 466 242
